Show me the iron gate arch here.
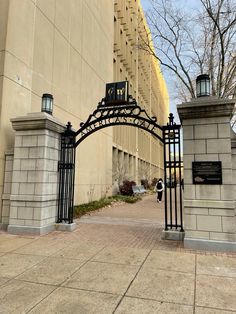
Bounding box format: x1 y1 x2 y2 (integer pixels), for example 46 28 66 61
58 94 183 232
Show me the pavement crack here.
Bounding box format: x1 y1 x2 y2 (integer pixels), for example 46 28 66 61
112 248 152 313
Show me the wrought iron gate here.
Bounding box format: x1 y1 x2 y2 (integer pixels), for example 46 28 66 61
163 113 184 231
57 81 183 234
58 122 76 224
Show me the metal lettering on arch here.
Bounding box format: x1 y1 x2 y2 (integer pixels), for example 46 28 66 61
57 81 183 233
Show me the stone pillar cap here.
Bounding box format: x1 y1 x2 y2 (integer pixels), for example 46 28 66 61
177 97 236 122
11 112 66 133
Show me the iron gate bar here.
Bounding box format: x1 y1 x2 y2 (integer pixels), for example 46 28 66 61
163 135 168 231
164 129 169 231
168 129 172 228
173 129 178 229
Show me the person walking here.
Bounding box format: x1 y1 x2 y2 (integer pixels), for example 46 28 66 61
156 178 164 203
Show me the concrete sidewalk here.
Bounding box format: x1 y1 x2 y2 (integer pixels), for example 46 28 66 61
0 195 236 313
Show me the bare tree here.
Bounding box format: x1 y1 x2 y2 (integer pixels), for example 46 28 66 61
139 0 236 100
112 156 130 186
87 184 95 203
139 161 151 182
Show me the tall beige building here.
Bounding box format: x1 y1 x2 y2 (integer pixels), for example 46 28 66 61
112 0 169 188
0 0 168 228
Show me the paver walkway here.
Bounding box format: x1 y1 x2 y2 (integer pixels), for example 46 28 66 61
0 194 236 313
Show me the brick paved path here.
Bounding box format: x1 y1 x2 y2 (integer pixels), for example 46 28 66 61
75 194 182 250
0 194 236 313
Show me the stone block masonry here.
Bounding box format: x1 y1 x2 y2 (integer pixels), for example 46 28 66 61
7 112 65 235
178 97 236 252
0 151 14 230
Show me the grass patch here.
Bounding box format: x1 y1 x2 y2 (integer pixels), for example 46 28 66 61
74 195 141 218
107 195 141 203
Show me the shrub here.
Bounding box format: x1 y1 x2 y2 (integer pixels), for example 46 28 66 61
108 195 141 203
119 180 136 196
151 177 158 187
140 179 150 189
73 195 141 218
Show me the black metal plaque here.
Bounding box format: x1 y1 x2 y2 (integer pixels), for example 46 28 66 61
192 161 222 184
105 81 128 105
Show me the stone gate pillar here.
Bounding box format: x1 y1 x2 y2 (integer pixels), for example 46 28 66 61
8 112 66 235
178 97 236 252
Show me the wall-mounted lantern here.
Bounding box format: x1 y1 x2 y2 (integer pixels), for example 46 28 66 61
196 74 210 97
41 93 53 115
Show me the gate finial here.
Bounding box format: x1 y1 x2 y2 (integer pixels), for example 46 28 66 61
66 122 72 130
168 113 174 125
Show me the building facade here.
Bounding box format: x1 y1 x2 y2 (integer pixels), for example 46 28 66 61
113 0 169 190
0 0 168 228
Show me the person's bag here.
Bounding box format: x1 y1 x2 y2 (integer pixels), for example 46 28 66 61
157 181 162 190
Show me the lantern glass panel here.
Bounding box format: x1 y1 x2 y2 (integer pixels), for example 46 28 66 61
197 82 200 96
201 80 206 94
42 94 53 114
206 81 210 95
46 98 51 111
196 74 210 97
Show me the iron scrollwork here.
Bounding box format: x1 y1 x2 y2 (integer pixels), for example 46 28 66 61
75 95 163 147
